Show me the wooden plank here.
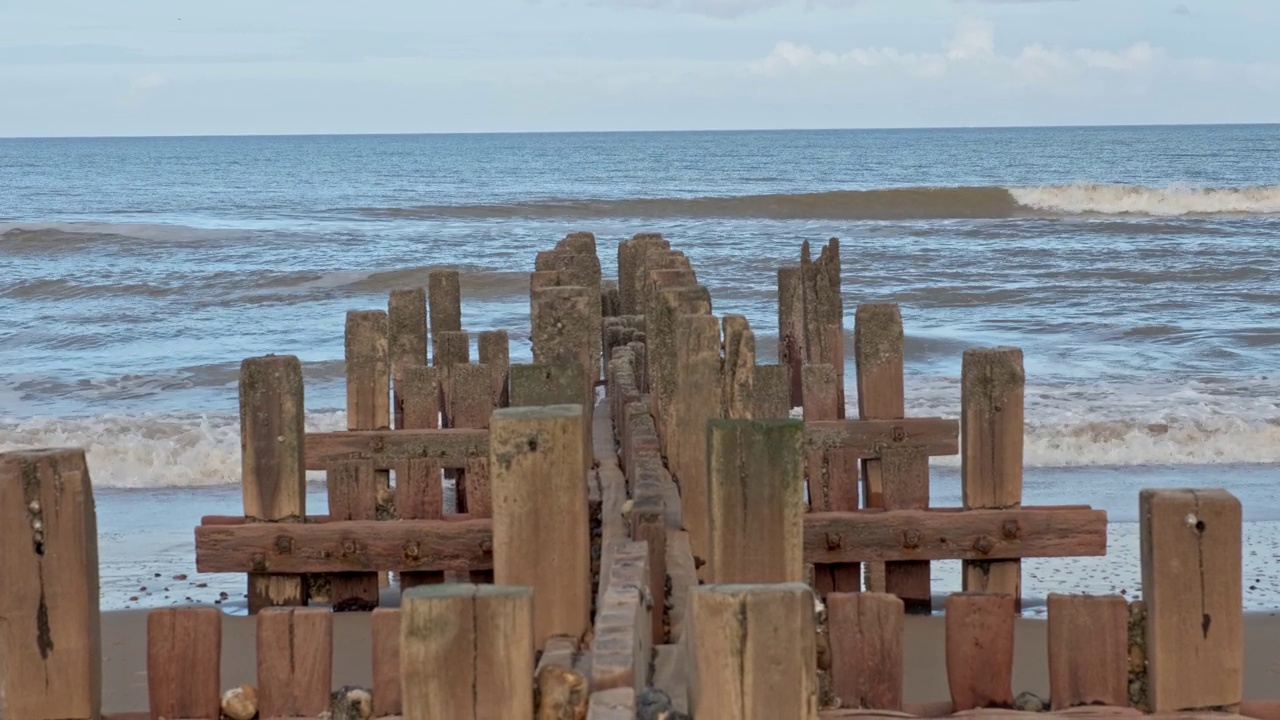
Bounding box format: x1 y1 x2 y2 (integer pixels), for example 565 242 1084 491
961 347 1025 605
448 362 497 522
509 362 588 408
804 363 861 597
881 445 932 612
146 607 221 720
371 608 401 717
805 418 959 458
257 607 333 718
346 309 392 431
666 530 699 643
1140 489 1243 712
427 269 462 358
618 232 669 316
591 542 652 694
945 594 1015 712
827 592 904 711
327 458 381 610
396 366 445 588
478 329 510 408
854 303 905 594
647 280 707 449
753 363 793 419
401 584 534 720
305 428 487 470
687 583 818 720
587 689 635 719
722 314 756 419
1047 594 1129 710
535 244 603 381
672 314 723 574
629 489 667 644
389 287 428 430
804 507 1107 564
778 264 805 407
399 365 440 431
491 405 590 648
0 448 102 720
194 518 494 573
239 355 308 612
706 418 805 584
433 329 470 372
806 238 845 413
531 285 596 403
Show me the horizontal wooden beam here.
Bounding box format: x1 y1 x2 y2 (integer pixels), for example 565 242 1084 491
804 418 958 458
304 428 487 470
195 519 493 573
804 507 1106 564
198 513 480 526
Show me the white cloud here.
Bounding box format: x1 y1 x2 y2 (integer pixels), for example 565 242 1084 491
118 72 167 105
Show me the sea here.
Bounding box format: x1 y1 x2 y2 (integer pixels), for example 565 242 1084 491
1 125 1278 611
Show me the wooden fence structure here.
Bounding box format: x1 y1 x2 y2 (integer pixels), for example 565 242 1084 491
2 231 1277 719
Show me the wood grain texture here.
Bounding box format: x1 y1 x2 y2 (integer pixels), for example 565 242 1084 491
828 592 905 711
395 367 446 587
629 489 667 644
671 313 722 573
1047 594 1129 710
590 542 652 694
854 303 905 594
304 428 487 470
1140 489 1243 712
880 445 932 612
146 607 221 720
346 309 392 431
687 583 818 720
805 364 863 597
257 607 333 718
195 518 493 573
945 594 1016 712
326 458 381 610
389 287 428 431
490 405 590 647
804 507 1107 564
427 269 462 345
805 418 959 458
0 448 102 720
706 418 806 584
478 329 510 408
721 314 756 419
371 608 401 717
961 347 1025 605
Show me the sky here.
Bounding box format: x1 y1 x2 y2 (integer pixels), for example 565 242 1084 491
0 0 1278 136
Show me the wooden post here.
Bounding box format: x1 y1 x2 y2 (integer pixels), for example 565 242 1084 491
326 458 381 610
371 608 401 717
961 347 1025 607
590 541 652 694
257 607 333 718
401 584 534 720
531 285 596 404
777 265 805 408
803 239 845 415
672 313 722 573
752 364 792 419
428 269 462 360
397 366 445 589
491 405 590 647
0 448 101 720
147 607 221 720
706 418 805 584
687 583 818 720
389 287 428 430
341 311 390 608
802 363 860 596
1046 594 1129 710
618 232 668 315
827 592 904 711
945 593 1015 712
1140 488 1243 712
721 314 755 419
449 363 496 544
629 491 666 644
478 329 510 408
239 354 307 612
509 363 590 467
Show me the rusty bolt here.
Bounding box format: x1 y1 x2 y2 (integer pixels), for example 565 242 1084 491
404 541 420 559
275 536 294 554
250 553 267 572
825 532 842 551
342 539 356 555
480 539 493 554
372 438 385 452
902 529 921 549
972 536 994 555
1002 519 1020 540
891 425 907 442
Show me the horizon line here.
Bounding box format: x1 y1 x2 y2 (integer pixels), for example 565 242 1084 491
2 120 1277 141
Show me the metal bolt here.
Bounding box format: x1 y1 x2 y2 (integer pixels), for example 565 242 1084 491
825 532 842 551
251 553 267 572
480 539 494 554
891 425 907 442
404 541 420 559
342 539 356 555
973 536 994 555
1001 519 1020 540
373 439 385 452
902 529 921 549
275 536 294 554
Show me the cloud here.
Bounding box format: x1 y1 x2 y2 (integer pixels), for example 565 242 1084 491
118 72 167 105
588 0 1066 18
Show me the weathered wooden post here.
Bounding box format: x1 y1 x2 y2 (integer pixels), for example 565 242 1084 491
1140 488 1243 712
687 583 818 719
1046 593 1129 710
961 347 1025 606
721 314 755 419
257 607 334 718
401 584 534 720
147 607 222 719
397 365 445 588
706 418 805 584
239 354 308 612
827 592 905 711
478 329 510 408
491 404 590 647
945 593 1016 711
672 313 723 572
531 285 596 406
389 287 428 430
0 448 102 720
802 363 860 596
427 269 462 360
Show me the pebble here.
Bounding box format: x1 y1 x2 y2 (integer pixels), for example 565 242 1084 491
329 685 373 720
221 684 258 720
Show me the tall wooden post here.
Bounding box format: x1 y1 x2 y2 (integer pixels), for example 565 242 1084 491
147 608 222 720
961 347 1025 607
428 269 462 360
478 329 510 408
1046 594 1129 710
0 448 102 720
706 419 805 584
777 265 805 408
687 583 818 720
827 592 905 711
401 584 534 720
257 608 333 718
945 593 1016 712
531 286 596 405
1140 488 1243 712
389 287 428 430
671 313 722 572
239 354 307 612
803 363 860 596
490 405 590 647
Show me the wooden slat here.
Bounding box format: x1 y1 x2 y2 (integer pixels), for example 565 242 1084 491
630 488 667 644
257 608 333 718
427 269 462 355
346 309 391 431
371 608 401 717
777 264 805 407
396 367 446 588
194 518 493 573
854 303 905 594
587 688 636 719
0 448 102 720
828 592 904 711
389 287 428 431
881 444 933 612
478 329 510 408
304 428 487 470
1047 594 1129 710
805 418 959 458
752 363 794 419
147 607 221 720
945 594 1015 712
666 530 699 643
1140 489 1243 712
803 363 861 597
531 285 596 403
326 458 381 610
721 314 756 419
590 542 652 694
672 314 723 576
804 507 1107 564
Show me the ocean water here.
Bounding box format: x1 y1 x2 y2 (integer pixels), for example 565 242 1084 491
1 125 1278 498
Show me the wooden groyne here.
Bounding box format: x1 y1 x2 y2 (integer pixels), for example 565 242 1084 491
2 232 1277 719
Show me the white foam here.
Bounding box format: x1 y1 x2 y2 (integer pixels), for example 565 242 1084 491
1008 183 1280 216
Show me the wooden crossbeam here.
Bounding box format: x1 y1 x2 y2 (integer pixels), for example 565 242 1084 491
803 506 1106 564
194 518 493 574
804 418 958 458
304 428 487 470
